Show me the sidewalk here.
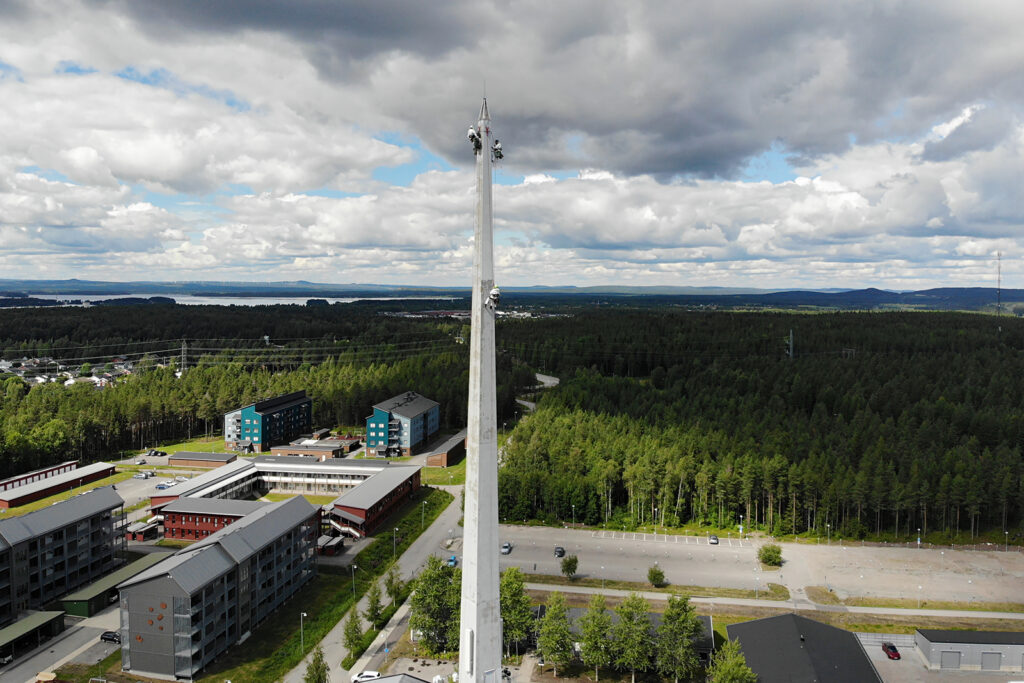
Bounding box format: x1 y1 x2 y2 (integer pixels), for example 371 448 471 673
524 582 1024 621
281 487 463 683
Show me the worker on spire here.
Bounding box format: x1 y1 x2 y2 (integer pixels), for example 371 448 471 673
467 125 481 154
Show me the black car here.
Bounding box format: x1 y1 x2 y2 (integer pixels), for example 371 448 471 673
554 546 565 557
100 630 121 644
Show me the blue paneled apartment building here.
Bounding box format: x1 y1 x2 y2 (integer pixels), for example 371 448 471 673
365 392 440 457
223 390 312 452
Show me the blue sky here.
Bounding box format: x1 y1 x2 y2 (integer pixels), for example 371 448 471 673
0 2 1021 289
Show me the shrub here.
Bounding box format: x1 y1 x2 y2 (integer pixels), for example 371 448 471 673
758 543 783 566
647 564 666 587
561 554 578 579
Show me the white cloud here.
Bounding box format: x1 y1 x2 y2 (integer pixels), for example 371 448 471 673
0 0 1023 288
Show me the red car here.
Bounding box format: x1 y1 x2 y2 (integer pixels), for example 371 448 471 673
882 643 901 660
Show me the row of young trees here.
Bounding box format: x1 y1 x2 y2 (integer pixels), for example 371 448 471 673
499 311 1024 541
408 558 752 682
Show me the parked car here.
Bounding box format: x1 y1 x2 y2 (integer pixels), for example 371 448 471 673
554 546 566 558
447 555 458 567
135 458 146 465
154 450 167 457
352 672 381 683
882 643 901 660
501 542 513 555
133 473 146 479
175 475 188 482
100 631 121 644
709 535 719 545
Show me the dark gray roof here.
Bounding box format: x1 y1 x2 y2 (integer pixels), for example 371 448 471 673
0 460 78 488
373 392 438 419
0 486 123 548
168 451 236 462
119 544 236 594
0 461 115 502
253 390 310 414
728 613 881 683
62 552 174 601
189 496 317 564
917 629 1024 645
121 497 317 595
161 498 266 516
331 466 420 510
423 429 466 456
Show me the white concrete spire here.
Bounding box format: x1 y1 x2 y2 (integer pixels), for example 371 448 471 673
459 97 502 683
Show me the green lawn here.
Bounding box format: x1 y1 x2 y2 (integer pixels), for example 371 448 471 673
134 436 229 455
261 492 338 505
421 454 466 486
523 574 790 601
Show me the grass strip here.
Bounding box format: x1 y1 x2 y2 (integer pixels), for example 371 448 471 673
523 573 790 601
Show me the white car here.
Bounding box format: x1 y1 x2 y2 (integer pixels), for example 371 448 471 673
175 475 188 482
353 672 381 683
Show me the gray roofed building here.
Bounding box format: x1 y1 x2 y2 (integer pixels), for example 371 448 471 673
118 496 319 679
0 461 116 508
374 391 440 418
160 498 265 517
0 486 123 546
367 391 441 457
330 465 421 537
728 613 881 683
156 458 256 501
331 466 421 510
0 486 123 626
915 628 1024 672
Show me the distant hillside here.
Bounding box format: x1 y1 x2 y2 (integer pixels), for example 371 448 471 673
0 279 1020 312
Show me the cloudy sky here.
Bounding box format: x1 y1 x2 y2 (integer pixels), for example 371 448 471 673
2 1 1023 289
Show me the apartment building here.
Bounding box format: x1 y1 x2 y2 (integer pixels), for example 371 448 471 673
0 486 123 626
118 497 319 680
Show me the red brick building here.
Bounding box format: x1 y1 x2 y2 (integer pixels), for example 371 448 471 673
330 466 421 537
161 499 267 541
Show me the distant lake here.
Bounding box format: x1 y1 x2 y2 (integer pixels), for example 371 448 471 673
7 293 457 307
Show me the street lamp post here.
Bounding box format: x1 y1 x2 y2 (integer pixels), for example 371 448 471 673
300 611 307 652
654 507 658 533
917 585 922 608
421 501 427 530
393 527 399 560
826 523 831 545
350 564 357 594
601 566 605 590
917 527 921 548
572 504 575 528
1006 530 1009 552
739 514 744 538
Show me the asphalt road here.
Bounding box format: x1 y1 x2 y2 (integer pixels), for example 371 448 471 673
497 525 762 590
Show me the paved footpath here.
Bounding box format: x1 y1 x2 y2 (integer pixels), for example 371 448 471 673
281 486 464 683
523 582 1024 622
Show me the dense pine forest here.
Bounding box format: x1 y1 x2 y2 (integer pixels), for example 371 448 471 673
3 303 1023 542
498 311 1024 542
0 303 531 478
